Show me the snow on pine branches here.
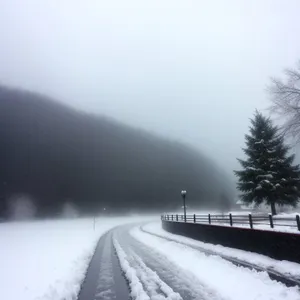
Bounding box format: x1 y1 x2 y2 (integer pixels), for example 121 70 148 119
235 111 300 215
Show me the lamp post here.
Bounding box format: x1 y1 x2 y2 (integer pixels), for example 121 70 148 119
181 190 187 222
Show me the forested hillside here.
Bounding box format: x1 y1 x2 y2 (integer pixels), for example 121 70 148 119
0 86 232 217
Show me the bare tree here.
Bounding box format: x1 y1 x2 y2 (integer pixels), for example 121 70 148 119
268 62 300 141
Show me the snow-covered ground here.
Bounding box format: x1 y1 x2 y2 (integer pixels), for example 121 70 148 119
142 222 300 278
131 223 300 300
0 215 154 300
4 215 300 300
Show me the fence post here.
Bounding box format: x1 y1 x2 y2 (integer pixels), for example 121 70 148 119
167 215 169 221
269 214 274 229
229 213 233 226
208 213 211 224
176 214 178 221
194 214 196 223
296 215 300 231
184 213 186 223
248 214 253 229
172 215 173 221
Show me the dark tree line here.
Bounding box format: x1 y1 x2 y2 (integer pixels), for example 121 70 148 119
0 86 233 218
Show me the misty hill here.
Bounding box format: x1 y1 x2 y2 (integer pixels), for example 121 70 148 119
0 86 233 217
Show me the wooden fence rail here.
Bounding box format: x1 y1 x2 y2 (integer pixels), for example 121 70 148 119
161 213 300 231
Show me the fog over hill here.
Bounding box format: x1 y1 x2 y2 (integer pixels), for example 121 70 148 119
0 86 233 218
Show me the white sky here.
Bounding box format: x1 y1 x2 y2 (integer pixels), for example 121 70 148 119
1 0 300 180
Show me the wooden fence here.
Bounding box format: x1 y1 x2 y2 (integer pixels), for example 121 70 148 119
161 213 300 231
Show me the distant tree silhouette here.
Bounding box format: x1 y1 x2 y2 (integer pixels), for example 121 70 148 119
0 85 233 218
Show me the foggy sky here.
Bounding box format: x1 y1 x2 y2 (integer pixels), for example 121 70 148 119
1 0 300 180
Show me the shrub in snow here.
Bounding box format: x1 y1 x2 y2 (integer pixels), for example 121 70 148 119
7 194 37 220
235 111 300 215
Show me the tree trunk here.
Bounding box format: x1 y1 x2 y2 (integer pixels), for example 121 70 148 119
270 201 277 216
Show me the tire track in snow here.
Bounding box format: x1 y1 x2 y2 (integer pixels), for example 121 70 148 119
95 232 116 300
113 225 223 300
113 238 151 300
131 251 181 299
77 229 128 300
113 238 182 300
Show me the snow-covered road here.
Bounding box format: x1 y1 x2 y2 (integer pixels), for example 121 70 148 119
80 222 300 300
4 218 298 300
114 224 219 300
78 228 129 300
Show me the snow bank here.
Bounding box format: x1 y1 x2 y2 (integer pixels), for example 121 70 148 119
132 224 300 300
113 239 150 300
276 212 300 218
0 215 154 300
142 222 300 278
113 238 181 300
131 252 181 300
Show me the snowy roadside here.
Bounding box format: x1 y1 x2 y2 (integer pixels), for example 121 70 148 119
0 215 155 300
131 224 300 300
142 222 300 279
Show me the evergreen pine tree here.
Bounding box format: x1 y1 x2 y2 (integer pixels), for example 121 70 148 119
234 111 300 215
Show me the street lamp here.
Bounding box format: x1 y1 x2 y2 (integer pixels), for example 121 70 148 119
181 190 187 222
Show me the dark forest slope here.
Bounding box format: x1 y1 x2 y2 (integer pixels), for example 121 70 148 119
0 86 232 217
